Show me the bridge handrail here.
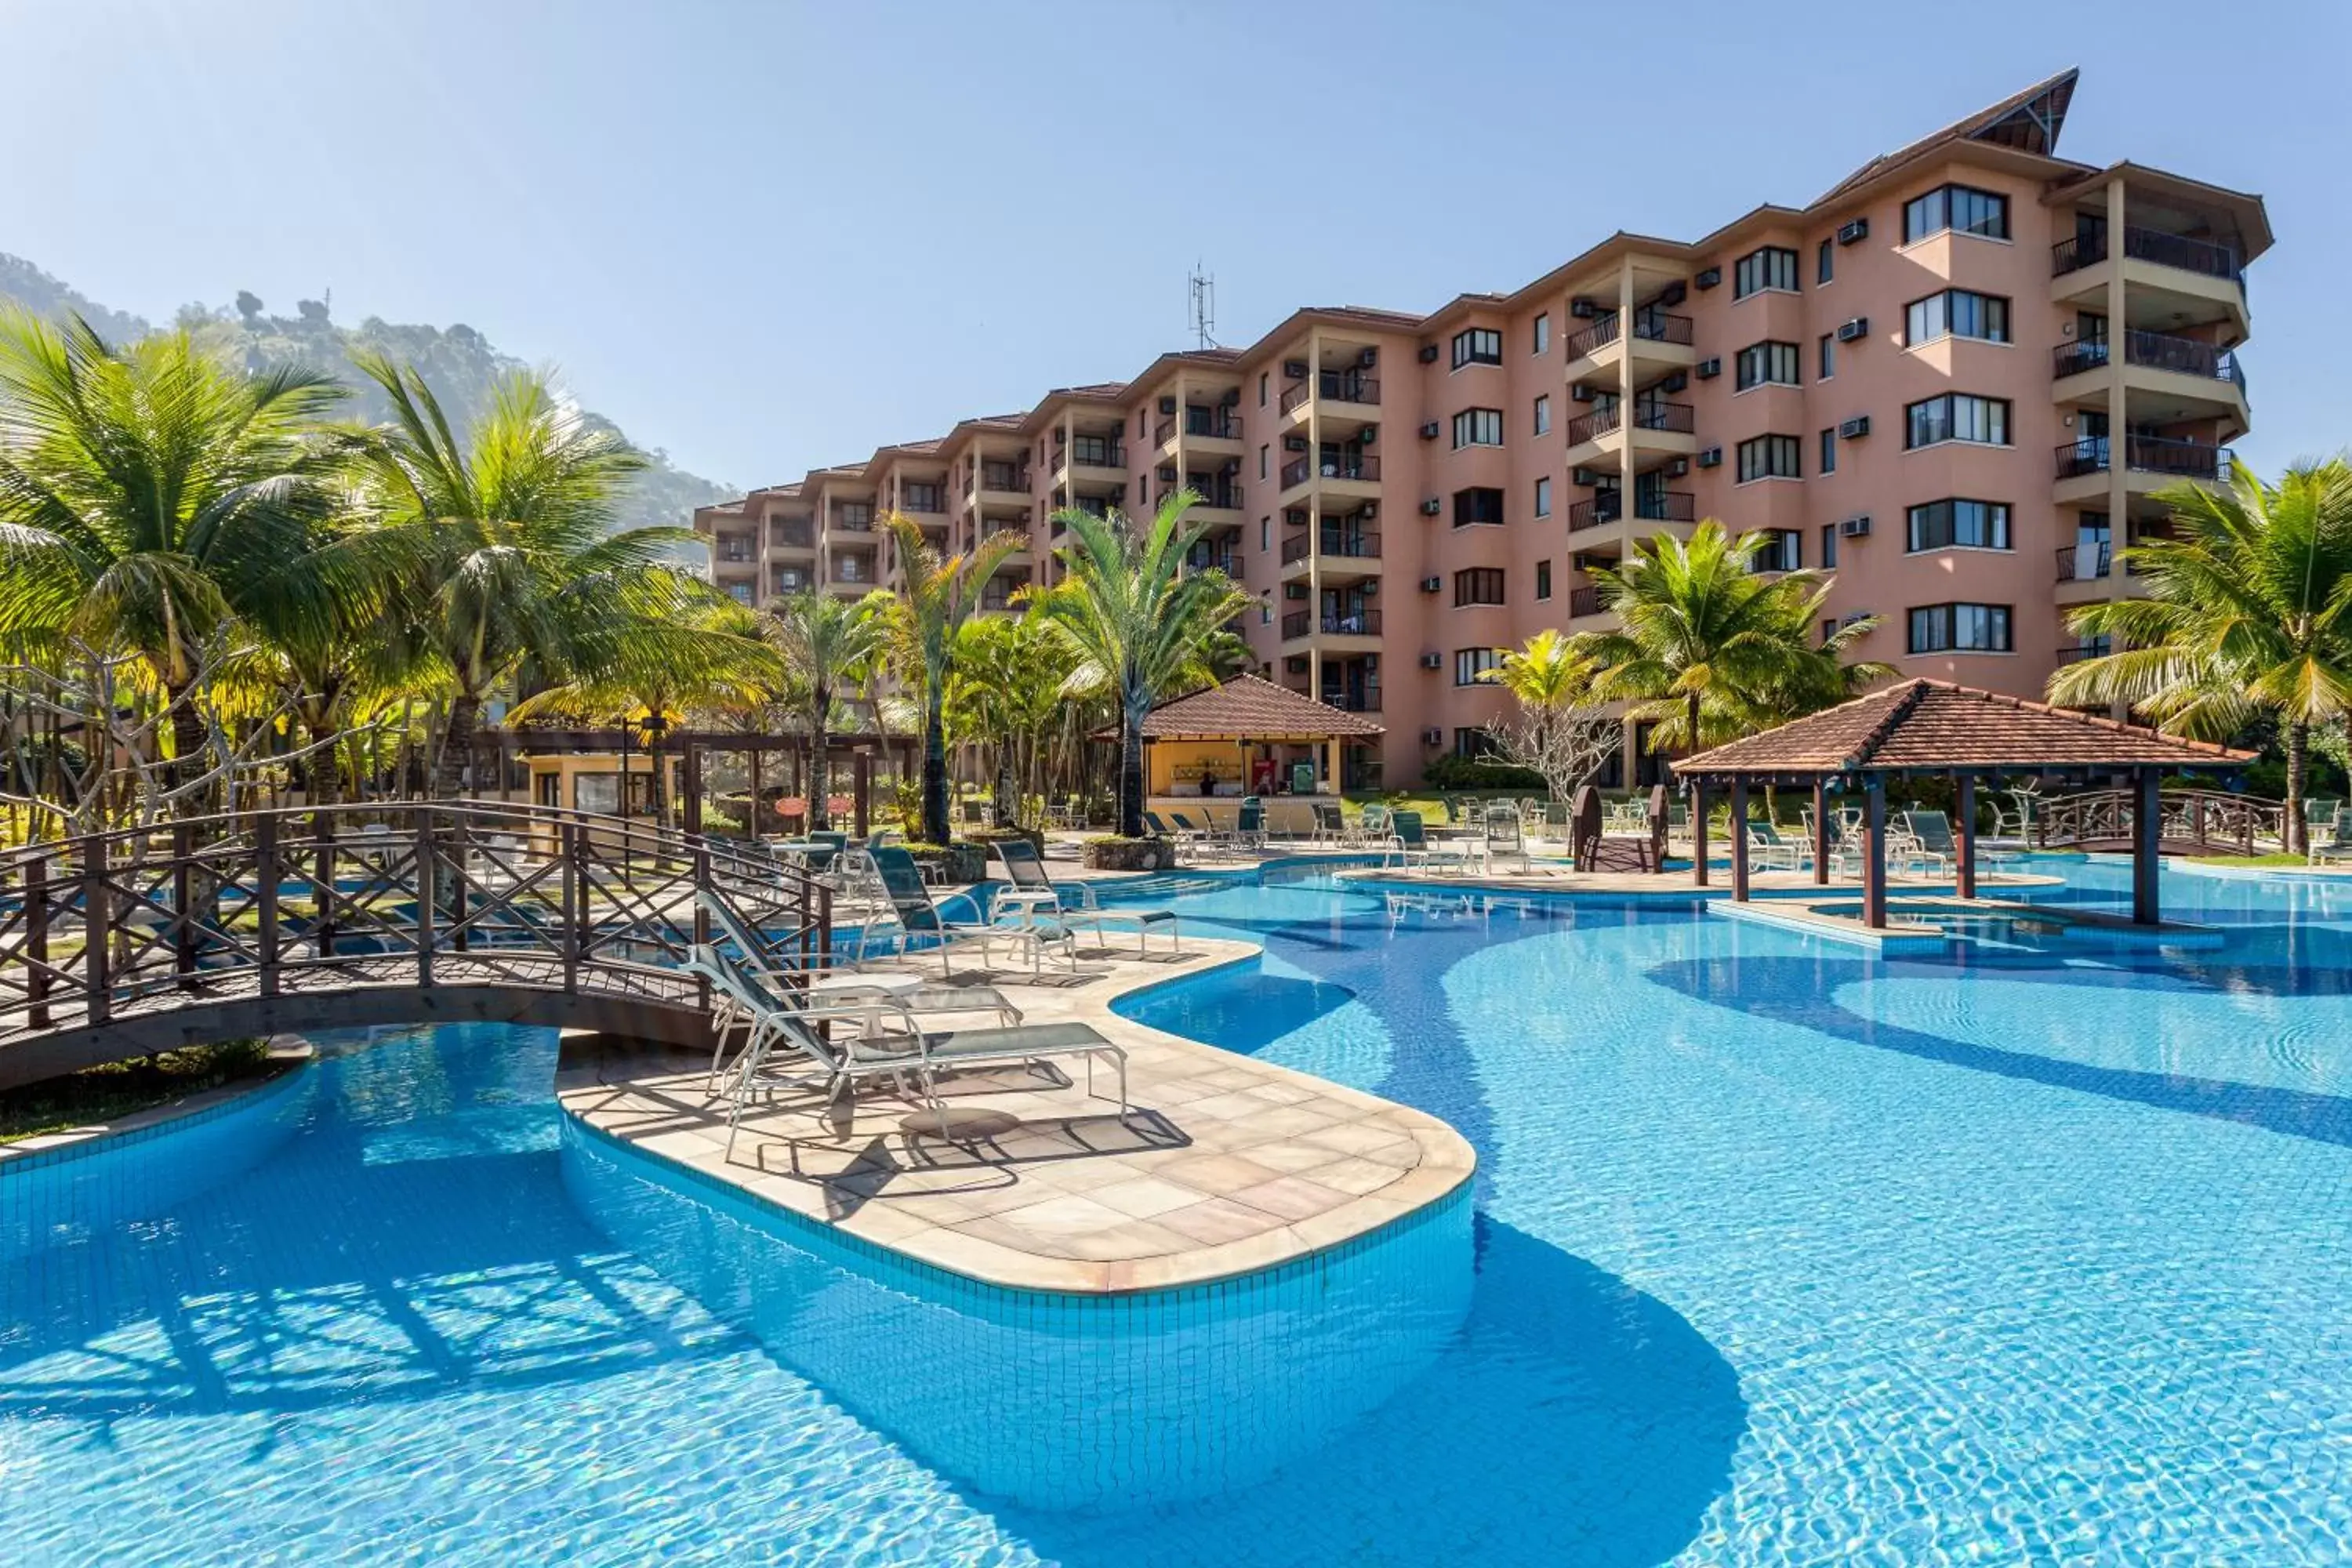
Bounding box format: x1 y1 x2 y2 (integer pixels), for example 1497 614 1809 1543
2032 786 2284 855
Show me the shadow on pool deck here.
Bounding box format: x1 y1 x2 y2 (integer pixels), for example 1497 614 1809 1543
1646 955 2352 1149
1005 1214 1748 1568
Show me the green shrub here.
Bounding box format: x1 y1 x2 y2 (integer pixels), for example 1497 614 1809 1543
1420 755 1545 791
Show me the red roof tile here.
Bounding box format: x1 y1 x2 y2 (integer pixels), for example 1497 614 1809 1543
1112 673 1385 741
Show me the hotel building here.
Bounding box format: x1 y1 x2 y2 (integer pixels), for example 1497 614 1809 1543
696 71 2268 791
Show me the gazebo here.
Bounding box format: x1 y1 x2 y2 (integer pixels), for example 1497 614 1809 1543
1672 679 2251 928
1112 673 1385 818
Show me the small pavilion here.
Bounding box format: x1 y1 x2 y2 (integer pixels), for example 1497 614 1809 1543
1116 673 1384 807
1672 679 2251 928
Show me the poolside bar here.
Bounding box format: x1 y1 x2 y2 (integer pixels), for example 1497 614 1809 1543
1102 673 1386 837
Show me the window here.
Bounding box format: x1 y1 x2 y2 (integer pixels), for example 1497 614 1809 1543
1736 434 1802 482
1260 517 1269 550
1451 328 1502 369
1533 394 1552 436
1735 340 1801 390
1454 647 1502 685
1906 499 2013 552
1904 394 2011 449
1258 372 1268 407
1454 728 1493 759
1258 444 1268 480
1822 618 1839 644
1535 559 1552 601
1453 487 1504 527
1817 238 1834 285
1903 183 2009 244
1818 333 1835 379
839 502 873 529
1906 289 2011 346
1733 246 1799 299
1907 602 2013 654
1454 568 1505 607
904 481 942 512
1751 530 1802 572
1820 524 1838 569
1259 590 1272 626
1453 408 1504 448
1533 313 1551 355
1820 428 1838 475
1534 475 1552 518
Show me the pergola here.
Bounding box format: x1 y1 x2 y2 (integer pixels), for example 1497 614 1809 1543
1109 673 1385 798
1672 679 2251 928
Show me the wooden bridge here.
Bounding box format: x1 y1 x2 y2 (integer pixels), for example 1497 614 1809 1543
0 801 829 1091
2031 787 2288 857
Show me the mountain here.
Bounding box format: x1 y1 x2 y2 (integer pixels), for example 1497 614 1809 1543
0 254 735 543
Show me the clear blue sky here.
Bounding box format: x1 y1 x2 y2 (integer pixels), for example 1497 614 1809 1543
8 0 2344 490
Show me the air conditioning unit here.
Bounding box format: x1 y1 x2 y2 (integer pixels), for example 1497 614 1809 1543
1283 434 1309 452
1657 281 1687 307
1695 267 1722 290
1840 610 1872 628
1659 370 1689 394
1570 466 1600 486
1570 383 1597 403
1420 575 1443 593
1158 465 1178 482
1420 499 1443 517
1419 652 1443 670
1417 343 1440 363
1837 317 1870 343
1419 420 1442 439
1838 416 1871 440
1358 347 1377 367
1570 296 1600 319
1836 217 1869 245
1421 727 1445 746
1360 499 1378 518
1696 358 1721 379
1839 514 1872 538
1697 446 1724 469
1286 655 1310 674
1283 360 1308 379
1667 457 1690 478
1159 395 1178 415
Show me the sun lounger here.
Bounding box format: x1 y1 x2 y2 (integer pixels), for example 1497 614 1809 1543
867 846 1076 976
991 839 1181 957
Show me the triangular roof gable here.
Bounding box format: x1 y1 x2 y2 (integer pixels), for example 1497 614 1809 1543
1121 673 1386 740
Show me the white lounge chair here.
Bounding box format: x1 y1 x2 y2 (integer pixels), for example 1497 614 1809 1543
991 839 1181 958
868 846 1076 976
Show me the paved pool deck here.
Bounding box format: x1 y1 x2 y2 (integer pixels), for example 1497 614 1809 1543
555 935 1475 1296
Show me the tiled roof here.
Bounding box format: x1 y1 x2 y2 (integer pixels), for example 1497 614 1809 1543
1816 67 2080 204
1675 679 2250 779
1123 673 1385 740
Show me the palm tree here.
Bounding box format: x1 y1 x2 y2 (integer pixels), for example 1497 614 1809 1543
347 350 695 797
1479 628 1600 712
880 513 1028 844
0 309 355 791
1033 492 1254 839
2049 459 2352 851
949 608 1078 827
1575 520 1891 755
763 587 892 831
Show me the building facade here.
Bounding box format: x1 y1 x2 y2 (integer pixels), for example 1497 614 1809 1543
696 71 2268 792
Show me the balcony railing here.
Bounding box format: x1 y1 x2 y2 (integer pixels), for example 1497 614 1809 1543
2056 435 2231 482
2053 223 2243 285
1279 529 1382 564
1632 310 1695 345
1187 484 1244 510
1566 494 1621 532
1632 401 1696 433
1282 607 1382 640
2053 330 2247 388
1638 489 1697 521
1066 440 1124 469
978 465 1029 492
1564 405 1621 445
774 575 810 594
717 542 754 562
1568 586 1605 618
902 490 946 514
1319 688 1381 713
1280 453 1381 488
2056 542 2112 582
2055 642 2111 665
832 512 874 532
771 524 815 549
1156 410 1243 444
1279 372 1381 414
1565 313 1622 358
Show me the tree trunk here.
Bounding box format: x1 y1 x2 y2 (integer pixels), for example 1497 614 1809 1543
994 740 1018 828
307 720 341 808
1686 691 1701 757
2286 720 2308 854
435 691 481 801
1120 695 1147 839
165 684 209 809
808 687 832 832
921 691 949 845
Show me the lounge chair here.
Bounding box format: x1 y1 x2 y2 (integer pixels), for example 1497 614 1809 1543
1356 803 1392 848
1309 802 1347 844
1384 810 1461 871
1894 810 1956 877
991 839 1181 957
1747 819 1809 873
1142 811 1203 864
867 846 1075 976
1472 808 1530 875
1233 799 1266 850
1167 809 1236 859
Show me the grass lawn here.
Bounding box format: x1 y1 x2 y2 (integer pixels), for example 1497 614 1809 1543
0 1038 274 1144
2187 852 2314 868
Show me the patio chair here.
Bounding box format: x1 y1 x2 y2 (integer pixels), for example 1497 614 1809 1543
1309 801 1347 844
1475 807 1531 875
1142 811 1203 864
1167 809 1236 858
867 846 1075 977
1356 802 1392 847
1895 810 1957 877
1233 799 1267 850
1746 819 1809 873
2310 807 2352 866
1385 810 1462 871
991 839 1181 957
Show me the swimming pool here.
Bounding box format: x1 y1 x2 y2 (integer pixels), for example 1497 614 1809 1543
2 855 2347 1563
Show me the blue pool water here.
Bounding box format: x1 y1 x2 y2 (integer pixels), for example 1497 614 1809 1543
4 855 2350 1563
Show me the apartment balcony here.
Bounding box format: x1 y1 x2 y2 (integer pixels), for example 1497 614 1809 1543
827 512 876 536
1057 440 1126 492
2053 434 2231 505
768 523 816 552
1279 372 1381 420
1562 308 1698 387
1278 452 1381 503
1568 585 1607 619
2050 329 2249 432
2053 641 2113 666
771 570 814 597
1280 606 1381 645
1278 528 1382 583
1184 483 1244 519
1565 490 1697 534
713 538 757 565
2051 223 2249 338
1562 400 1697 473
2053 540 2114 608
1319 686 1381 714
1154 408 1244 453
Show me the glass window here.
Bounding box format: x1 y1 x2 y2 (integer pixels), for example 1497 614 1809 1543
1454 647 1502 685
1533 394 1552 436
1752 530 1802 572
1820 428 1838 475
1535 558 1552 600
1817 238 1834 285
1906 289 2011 345
1453 487 1505 527
1907 602 2013 653
1454 568 1506 607
1904 394 2011 449
1533 314 1551 355
1906 499 2013 552
1534 475 1552 518
1736 434 1802 482
1735 341 1801 390
1818 333 1835 379
1733 246 1800 299
1452 408 1504 448
1451 327 1503 369
1904 183 2010 244
1258 372 1268 406
1258 444 1268 479
1820 524 1838 569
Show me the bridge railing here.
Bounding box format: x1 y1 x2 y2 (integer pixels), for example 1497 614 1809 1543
2033 788 2284 855
0 800 829 1049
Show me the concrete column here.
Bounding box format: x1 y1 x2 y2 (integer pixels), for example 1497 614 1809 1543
1863 775 1888 928
1730 776 1751 901
2133 766 2161 926
2104 173 2129 606
1955 774 1977 898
